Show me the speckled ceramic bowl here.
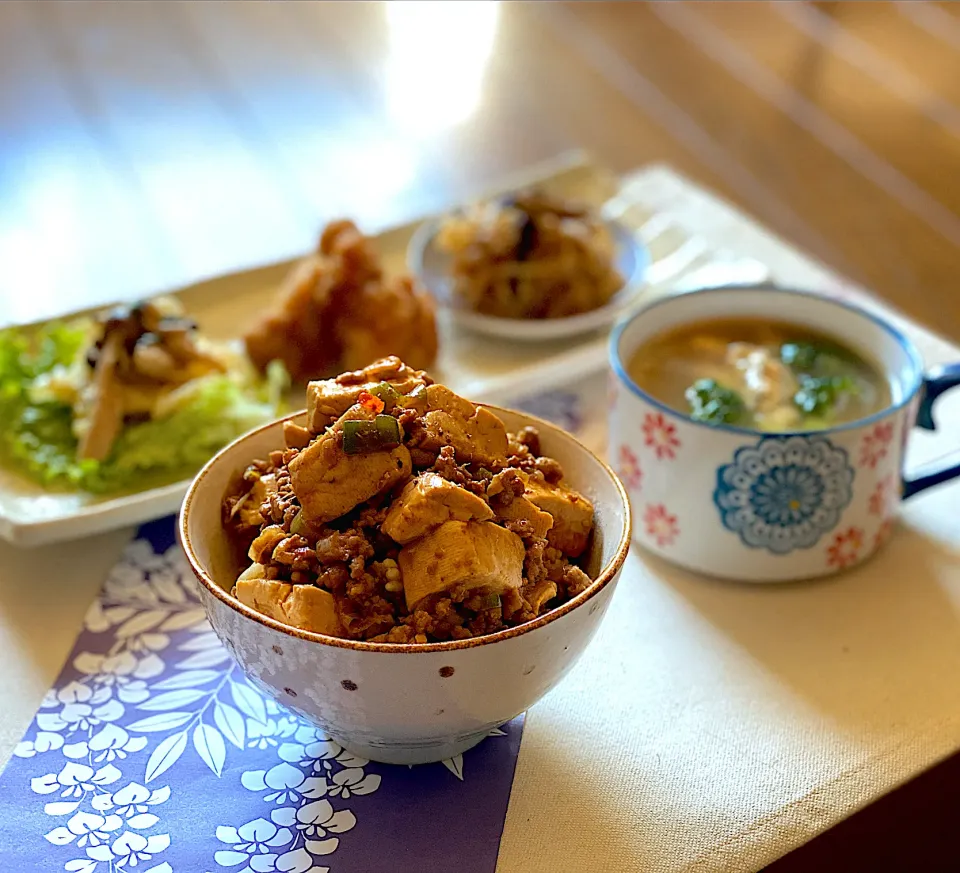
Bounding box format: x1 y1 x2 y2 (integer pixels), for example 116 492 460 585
179 406 631 765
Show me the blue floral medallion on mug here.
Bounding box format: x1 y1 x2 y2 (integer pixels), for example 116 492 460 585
714 435 854 554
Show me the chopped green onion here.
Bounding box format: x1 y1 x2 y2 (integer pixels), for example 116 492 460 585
478 593 501 611
476 467 494 480
342 415 402 454
793 375 858 416
685 379 745 425
780 342 819 372
370 382 402 407
290 510 305 535
781 342 850 380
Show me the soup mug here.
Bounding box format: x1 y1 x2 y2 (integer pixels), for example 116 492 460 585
609 285 960 582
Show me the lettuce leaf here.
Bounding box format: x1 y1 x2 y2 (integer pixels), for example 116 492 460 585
0 321 285 494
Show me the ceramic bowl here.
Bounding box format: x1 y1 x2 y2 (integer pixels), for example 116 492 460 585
407 216 649 342
608 284 960 582
179 406 631 765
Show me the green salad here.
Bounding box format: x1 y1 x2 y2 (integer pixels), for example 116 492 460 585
0 312 286 494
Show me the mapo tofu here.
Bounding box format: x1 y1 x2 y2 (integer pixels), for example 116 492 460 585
224 357 596 644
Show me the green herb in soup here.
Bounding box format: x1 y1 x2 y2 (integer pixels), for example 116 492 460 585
627 318 888 432
684 378 746 425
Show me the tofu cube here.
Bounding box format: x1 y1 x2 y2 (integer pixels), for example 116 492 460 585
382 473 493 544
398 520 524 610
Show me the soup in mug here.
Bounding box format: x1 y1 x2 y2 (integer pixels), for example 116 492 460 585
627 317 890 432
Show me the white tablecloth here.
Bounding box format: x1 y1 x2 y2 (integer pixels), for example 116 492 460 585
3 165 960 873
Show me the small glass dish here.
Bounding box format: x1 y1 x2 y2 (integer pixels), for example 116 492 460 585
407 216 649 342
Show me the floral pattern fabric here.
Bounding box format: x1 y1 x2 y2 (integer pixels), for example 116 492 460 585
0 518 523 873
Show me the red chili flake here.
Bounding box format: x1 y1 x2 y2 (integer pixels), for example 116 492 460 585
358 391 385 414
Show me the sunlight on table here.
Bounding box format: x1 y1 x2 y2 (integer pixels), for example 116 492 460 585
384 1 501 137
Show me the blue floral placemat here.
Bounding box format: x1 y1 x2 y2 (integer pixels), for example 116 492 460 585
0 387 593 873
0 516 524 873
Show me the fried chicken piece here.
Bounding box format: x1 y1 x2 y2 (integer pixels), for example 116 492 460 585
338 274 438 373
243 220 438 382
243 255 341 381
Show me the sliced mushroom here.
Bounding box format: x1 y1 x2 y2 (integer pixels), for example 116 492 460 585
131 336 179 382
159 327 224 374
76 332 126 462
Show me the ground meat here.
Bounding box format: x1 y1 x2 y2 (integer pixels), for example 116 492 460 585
264 463 298 527
505 450 538 475
431 597 468 638
488 468 525 504
337 356 434 389
224 460 277 539
226 381 596 644
316 564 349 593
401 408 438 468
314 529 374 565
542 546 568 583
370 625 417 644
514 426 541 456
428 446 488 497
561 565 592 598
355 504 389 530
271 534 316 571
223 492 254 536
429 445 464 483
397 407 421 436
534 455 564 485
522 535 549 586
339 570 396 640
503 518 532 538
245 458 274 480
467 609 506 636
335 368 368 387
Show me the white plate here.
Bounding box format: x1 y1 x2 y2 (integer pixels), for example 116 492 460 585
0 154 634 547
0 156 790 547
407 215 650 341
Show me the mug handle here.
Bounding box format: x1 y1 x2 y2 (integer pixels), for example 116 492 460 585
902 363 960 499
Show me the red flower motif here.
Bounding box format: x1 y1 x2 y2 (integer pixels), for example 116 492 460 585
642 412 680 461
826 526 864 569
617 445 642 491
859 422 894 469
643 503 679 547
868 476 893 517
874 518 895 551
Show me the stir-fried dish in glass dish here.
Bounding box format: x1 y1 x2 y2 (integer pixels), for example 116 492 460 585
223 357 596 644
435 189 623 320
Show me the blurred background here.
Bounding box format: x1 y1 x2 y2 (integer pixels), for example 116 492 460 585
2 0 959 335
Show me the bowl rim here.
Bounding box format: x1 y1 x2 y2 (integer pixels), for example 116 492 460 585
179 404 632 655
406 214 651 324
609 283 926 438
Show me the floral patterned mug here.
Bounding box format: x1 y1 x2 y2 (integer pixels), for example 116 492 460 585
608 285 960 582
